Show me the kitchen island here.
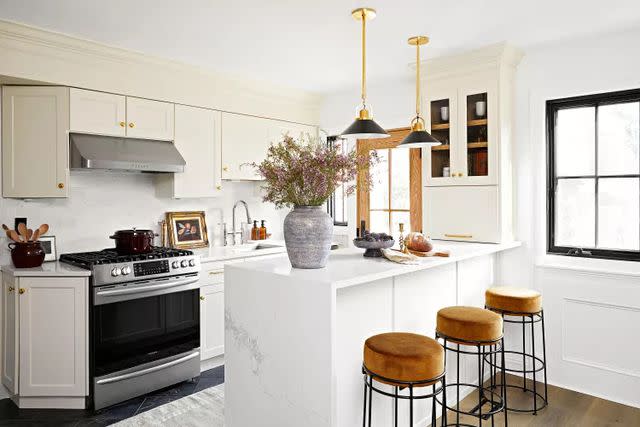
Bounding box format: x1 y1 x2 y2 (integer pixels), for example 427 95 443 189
224 240 520 427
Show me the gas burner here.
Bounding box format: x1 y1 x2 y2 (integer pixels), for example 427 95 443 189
60 247 194 269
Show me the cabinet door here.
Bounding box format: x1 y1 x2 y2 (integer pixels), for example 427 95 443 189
19 277 87 397
269 121 317 142
457 84 498 185
424 88 459 186
170 105 222 198
2 86 69 198
424 185 499 243
200 284 225 360
2 276 18 394
125 97 174 141
221 112 270 180
69 88 126 137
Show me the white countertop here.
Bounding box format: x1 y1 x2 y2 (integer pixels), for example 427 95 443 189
228 240 521 289
1 261 92 277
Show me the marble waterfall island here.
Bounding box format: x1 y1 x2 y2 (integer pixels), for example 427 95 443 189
224 241 520 427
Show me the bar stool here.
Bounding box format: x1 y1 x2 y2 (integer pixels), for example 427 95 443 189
436 306 508 426
485 286 548 415
362 332 446 426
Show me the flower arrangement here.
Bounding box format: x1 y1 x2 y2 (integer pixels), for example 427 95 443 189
253 134 378 208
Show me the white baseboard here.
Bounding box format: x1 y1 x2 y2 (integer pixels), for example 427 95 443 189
201 355 224 372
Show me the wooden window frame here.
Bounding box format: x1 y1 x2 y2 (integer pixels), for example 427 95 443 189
357 128 423 234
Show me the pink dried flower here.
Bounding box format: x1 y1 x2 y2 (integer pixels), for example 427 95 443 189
251 134 378 208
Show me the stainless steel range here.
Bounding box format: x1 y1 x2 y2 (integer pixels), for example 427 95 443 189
60 247 201 410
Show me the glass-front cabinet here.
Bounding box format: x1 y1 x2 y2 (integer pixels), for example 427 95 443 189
424 83 497 186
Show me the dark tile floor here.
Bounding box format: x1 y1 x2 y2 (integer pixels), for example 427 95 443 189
0 365 224 427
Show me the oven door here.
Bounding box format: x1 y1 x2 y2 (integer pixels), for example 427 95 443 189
92 274 200 378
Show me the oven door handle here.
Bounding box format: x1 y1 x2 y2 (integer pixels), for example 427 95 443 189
96 276 199 297
96 351 201 385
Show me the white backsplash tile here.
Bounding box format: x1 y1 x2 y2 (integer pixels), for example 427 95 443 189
0 171 288 264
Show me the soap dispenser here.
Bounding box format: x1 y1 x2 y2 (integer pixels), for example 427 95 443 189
251 220 259 241
259 220 267 240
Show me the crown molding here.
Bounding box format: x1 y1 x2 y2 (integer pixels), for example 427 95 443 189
0 19 322 124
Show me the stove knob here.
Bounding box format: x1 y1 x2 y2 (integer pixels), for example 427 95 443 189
188 259 195 267
111 267 121 277
172 261 180 269
180 260 188 268
121 266 131 275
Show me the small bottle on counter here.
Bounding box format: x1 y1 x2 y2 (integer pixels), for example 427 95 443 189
259 220 267 240
251 220 260 241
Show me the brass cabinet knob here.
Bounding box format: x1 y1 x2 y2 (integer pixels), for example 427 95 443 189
129 122 135 128
8 286 14 292
58 182 65 189
199 295 205 301
119 121 126 127
222 166 229 172
19 288 25 295
216 185 222 190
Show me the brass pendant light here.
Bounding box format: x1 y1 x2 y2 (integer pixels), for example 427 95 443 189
398 36 441 148
341 8 389 139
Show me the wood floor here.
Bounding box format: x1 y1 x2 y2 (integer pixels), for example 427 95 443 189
439 375 640 426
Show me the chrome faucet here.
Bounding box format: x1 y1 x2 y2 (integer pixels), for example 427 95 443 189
226 200 251 245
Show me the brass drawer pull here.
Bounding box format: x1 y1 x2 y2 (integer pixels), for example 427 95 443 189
119 121 126 127
445 234 473 239
200 295 205 301
208 270 224 276
8 286 14 293
19 288 25 295
129 122 135 128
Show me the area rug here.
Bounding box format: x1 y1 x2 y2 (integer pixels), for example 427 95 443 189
112 384 224 427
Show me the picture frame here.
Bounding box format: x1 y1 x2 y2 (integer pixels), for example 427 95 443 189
39 235 57 262
165 211 209 249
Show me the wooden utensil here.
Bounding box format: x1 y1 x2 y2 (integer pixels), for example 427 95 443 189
37 224 49 237
8 230 22 243
2 224 9 231
17 223 28 241
27 229 33 241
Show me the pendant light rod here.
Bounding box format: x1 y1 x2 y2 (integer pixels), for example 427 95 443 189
408 36 429 121
361 9 366 106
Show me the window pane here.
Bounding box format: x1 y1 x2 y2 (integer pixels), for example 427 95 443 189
391 211 411 243
369 149 388 209
556 107 595 176
598 178 639 250
555 178 595 247
370 211 389 235
391 148 410 209
598 102 640 175
334 184 345 223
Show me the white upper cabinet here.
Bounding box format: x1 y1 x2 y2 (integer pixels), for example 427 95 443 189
157 105 222 198
69 88 126 137
221 113 270 180
125 96 174 141
2 86 69 198
221 112 318 181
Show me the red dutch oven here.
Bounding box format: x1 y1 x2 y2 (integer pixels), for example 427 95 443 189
110 228 157 255
9 241 45 268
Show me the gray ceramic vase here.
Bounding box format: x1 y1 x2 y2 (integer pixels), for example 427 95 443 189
283 205 333 269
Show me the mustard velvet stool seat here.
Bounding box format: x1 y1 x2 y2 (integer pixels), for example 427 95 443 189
485 286 548 415
362 332 446 427
436 306 508 426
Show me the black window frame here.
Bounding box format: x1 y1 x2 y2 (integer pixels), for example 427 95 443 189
547 88 640 262
327 136 348 227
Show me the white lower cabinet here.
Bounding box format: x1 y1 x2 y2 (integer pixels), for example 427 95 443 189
200 283 225 360
1 273 88 408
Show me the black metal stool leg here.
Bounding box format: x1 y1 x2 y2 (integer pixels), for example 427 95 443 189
362 374 367 427
531 314 538 415
456 343 460 426
431 384 437 427
501 337 508 427
394 386 399 427
368 375 373 427
477 344 483 426
541 310 549 405
522 315 526 392
409 385 414 426
442 339 448 427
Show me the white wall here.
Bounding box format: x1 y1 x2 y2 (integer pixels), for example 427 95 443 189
320 26 640 407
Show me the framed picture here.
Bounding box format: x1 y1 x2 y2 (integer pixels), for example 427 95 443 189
39 235 57 262
166 211 209 249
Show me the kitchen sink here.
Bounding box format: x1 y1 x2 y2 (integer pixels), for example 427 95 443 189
232 243 284 253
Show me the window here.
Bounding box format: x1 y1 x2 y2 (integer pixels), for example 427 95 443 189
327 136 348 226
547 89 640 261
357 128 422 242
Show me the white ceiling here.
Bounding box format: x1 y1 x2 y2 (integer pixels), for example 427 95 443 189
1 0 640 93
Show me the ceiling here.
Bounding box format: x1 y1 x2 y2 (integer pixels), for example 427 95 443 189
1 0 640 93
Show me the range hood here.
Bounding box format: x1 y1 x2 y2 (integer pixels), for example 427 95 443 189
69 133 185 173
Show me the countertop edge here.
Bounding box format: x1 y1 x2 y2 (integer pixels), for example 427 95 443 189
1 262 92 277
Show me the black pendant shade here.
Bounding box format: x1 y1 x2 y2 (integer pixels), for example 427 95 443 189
398 129 440 148
341 118 389 139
